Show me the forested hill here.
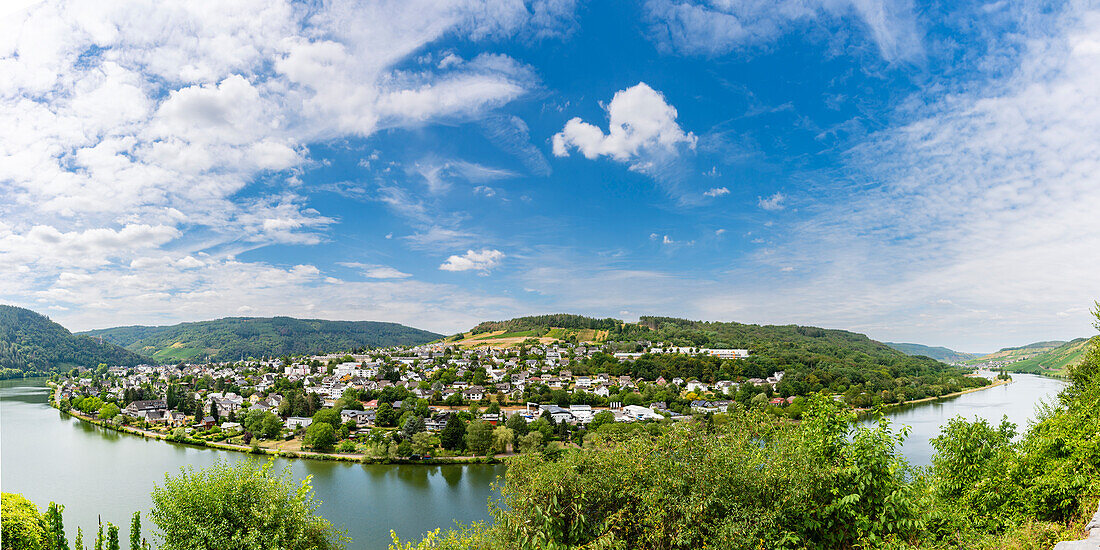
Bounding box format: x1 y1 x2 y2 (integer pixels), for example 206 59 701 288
0 305 148 375
885 342 978 363
470 314 975 403
80 316 442 363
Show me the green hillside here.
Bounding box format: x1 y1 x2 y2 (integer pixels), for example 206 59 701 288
998 338 1092 375
81 316 442 362
0 305 148 376
885 342 978 363
965 340 1068 365
467 314 979 406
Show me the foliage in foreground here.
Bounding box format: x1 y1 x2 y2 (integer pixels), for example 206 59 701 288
149 460 346 550
392 307 1100 550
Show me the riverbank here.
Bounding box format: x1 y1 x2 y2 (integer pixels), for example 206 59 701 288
856 376 1013 415
48 386 503 466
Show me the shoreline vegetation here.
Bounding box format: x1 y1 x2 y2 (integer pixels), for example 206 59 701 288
48 385 502 466
42 376 1013 465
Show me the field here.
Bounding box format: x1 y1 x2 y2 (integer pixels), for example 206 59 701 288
964 341 1066 365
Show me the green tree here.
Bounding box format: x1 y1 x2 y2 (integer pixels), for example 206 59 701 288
93 522 102 550
2 492 47 550
410 432 433 455
311 408 341 430
74 527 84 550
439 416 466 451
517 431 543 453
464 420 493 456
375 402 397 427
105 523 119 550
260 413 282 439
401 415 426 438
491 426 514 454
129 513 140 550
150 460 345 550
98 403 120 420
44 502 69 550
588 410 615 431
303 422 337 452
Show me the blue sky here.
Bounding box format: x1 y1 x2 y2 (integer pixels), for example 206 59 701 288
2 0 1099 352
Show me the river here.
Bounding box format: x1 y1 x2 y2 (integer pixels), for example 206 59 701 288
0 379 503 550
1 373 1067 548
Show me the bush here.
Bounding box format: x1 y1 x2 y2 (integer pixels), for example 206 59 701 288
150 460 346 550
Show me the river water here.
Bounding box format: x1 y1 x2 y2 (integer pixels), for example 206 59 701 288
1 373 1067 548
0 379 503 550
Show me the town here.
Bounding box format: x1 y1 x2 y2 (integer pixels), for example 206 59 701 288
50 339 789 458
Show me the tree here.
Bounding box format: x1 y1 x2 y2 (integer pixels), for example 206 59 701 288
128 512 141 549
303 422 337 453
260 414 282 439
492 426 514 454
98 403 120 421
464 420 493 456
150 460 345 550
311 408 341 430
2 492 47 550
44 502 68 550
589 410 615 432
411 432 433 455
439 416 466 451
208 401 219 422
74 527 84 550
401 415 426 438
518 431 543 453
375 403 397 428
105 523 119 550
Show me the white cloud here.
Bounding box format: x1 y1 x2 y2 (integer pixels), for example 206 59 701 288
758 192 786 210
337 262 412 279
643 0 923 62
704 186 730 197
552 82 696 165
439 249 505 273
0 0 574 332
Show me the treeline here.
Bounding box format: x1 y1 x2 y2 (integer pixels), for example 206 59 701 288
80 317 442 362
396 309 1100 549
470 314 622 335
0 305 147 373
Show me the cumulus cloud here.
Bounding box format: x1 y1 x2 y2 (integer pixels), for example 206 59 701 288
704 186 730 197
552 82 696 165
0 0 573 329
758 192 786 210
439 249 505 273
643 0 923 62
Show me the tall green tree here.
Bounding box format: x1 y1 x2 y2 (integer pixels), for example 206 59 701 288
129 513 140 550
303 422 336 452
464 420 493 456
439 416 466 451
105 523 119 550
44 502 69 550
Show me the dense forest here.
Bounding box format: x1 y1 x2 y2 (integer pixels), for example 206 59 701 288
885 342 978 363
470 314 623 335
80 316 442 362
0 305 148 376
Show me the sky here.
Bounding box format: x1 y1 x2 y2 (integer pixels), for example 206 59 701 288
2 0 1099 352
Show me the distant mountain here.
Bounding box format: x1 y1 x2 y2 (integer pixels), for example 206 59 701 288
0 305 148 374
80 316 442 363
885 342 978 363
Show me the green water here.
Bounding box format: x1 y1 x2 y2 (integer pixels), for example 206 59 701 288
0 379 504 550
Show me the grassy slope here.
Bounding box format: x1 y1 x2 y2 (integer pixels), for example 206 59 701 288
965 341 1068 365
80 317 442 362
1004 338 1092 375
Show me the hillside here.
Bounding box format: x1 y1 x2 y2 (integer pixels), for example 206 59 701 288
458 314 976 404
885 342 978 363
989 338 1092 375
965 340 1068 365
0 305 148 375
80 316 442 362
